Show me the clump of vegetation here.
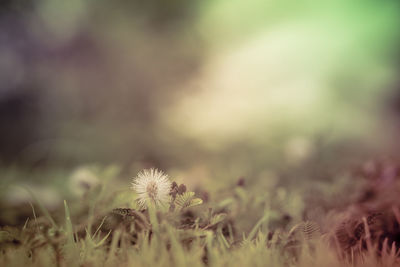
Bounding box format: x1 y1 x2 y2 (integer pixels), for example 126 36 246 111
1 164 400 267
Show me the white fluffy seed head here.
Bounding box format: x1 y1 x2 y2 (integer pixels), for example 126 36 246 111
131 168 172 209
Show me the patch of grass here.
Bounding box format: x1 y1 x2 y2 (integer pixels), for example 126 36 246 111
1 164 400 267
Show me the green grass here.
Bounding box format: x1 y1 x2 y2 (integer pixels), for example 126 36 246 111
0 165 399 267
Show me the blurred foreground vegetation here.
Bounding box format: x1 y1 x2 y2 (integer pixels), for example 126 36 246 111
1 161 400 266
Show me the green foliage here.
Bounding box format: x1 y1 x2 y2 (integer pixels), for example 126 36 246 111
0 167 398 267
209 213 227 227
288 221 321 242
174 192 203 211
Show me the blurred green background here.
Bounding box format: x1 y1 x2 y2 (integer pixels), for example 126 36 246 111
0 0 400 190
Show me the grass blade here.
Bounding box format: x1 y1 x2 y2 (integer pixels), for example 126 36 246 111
23 186 58 229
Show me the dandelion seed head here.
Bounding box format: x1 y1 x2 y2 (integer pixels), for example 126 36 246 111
131 168 172 208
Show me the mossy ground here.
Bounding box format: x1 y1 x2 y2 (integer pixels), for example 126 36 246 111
1 163 400 267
